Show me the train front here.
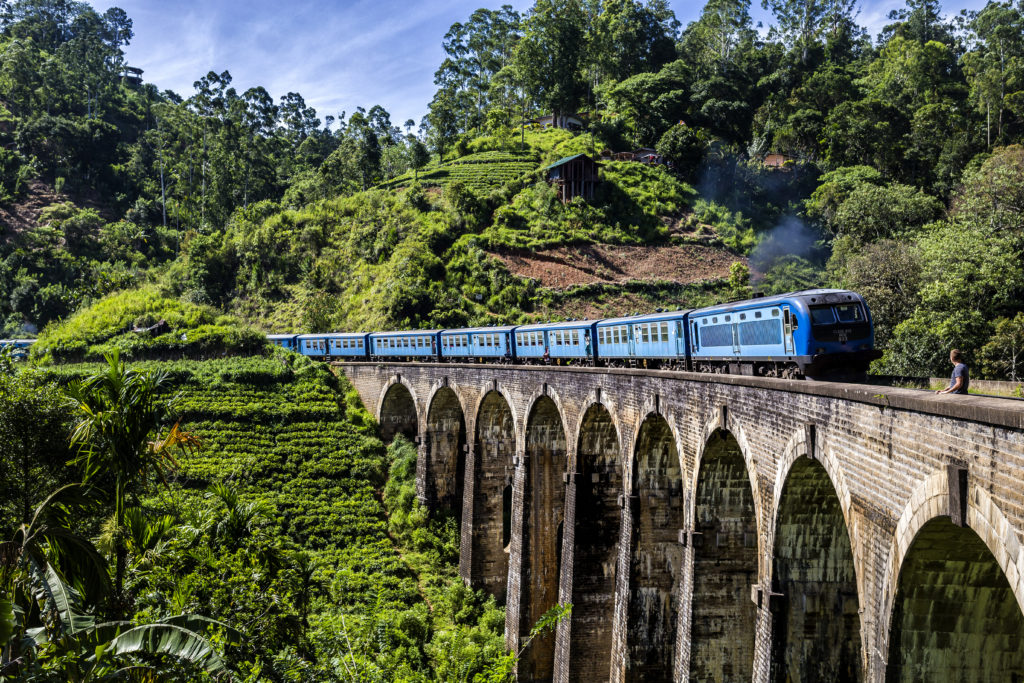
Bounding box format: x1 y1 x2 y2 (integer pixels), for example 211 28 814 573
796 290 882 380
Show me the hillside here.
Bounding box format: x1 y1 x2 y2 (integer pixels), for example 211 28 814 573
31 354 506 680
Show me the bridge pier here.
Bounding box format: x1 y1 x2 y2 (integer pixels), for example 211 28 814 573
346 363 1024 683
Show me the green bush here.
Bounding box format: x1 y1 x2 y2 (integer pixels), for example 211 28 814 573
32 286 268 362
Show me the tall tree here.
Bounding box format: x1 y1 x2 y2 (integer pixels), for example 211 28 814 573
66 353 200 614
762 0 859 62
680 0 756 77
591 0 679 83
961 1 1024 147
434 5 522 132
513 0 589 125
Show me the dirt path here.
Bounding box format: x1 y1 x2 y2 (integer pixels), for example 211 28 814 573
491 243 741 290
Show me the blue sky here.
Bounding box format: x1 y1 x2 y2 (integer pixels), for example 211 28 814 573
90 0 987 127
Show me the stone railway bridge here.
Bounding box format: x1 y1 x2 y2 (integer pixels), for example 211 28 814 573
338 362 1024 683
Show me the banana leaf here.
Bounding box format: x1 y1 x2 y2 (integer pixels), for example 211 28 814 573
100 623 228 676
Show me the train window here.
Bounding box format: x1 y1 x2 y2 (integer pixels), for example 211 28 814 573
810 307 835 325
755 311 762 319
725 315 731 322
661 322 669 341
835 304 864 322
342 340 348 348
713 317 718 323
740 313 746 320
772 309 780 317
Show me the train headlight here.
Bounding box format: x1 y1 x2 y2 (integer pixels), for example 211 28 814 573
816 347 825 354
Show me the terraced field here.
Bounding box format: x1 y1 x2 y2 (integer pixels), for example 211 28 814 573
379 150 539 191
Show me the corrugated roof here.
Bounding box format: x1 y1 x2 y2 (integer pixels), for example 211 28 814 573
543 153 600 172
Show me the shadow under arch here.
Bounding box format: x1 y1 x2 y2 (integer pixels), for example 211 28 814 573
881 474 1024 682
769 455 861 683
625 411 683 683
567 400 623 683
424 386 466 518
885 516 1024 681
378 381 417 442
519 394 567 683
689 427 758 683
471 389 516 603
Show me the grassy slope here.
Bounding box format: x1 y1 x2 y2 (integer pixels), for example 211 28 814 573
221 129 740 333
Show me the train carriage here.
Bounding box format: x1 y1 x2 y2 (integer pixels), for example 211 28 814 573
440 325 516 362
513 320 597 363
297 333 370 359
688 289 880 379
595 310 689 367
370 330 441 361
267 334 299 352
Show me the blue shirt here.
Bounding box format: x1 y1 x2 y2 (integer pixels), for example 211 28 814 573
950 363 969 394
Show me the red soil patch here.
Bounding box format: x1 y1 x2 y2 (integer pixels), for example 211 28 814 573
491 243 742 290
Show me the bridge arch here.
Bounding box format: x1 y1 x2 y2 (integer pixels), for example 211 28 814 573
566 397 624 682
470 388 518 603
769 430 862 683
688 423 760 682
881 470 1024 681
518 393 568 682
376 377 419 442
519 384 570 453
625 408 684 682
424 384 468 517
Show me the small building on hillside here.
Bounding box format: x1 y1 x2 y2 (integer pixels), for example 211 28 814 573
763 153 794 169
544 153 601 203
534 113 584 131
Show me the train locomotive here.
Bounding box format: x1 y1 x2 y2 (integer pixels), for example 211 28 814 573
271 289 882 381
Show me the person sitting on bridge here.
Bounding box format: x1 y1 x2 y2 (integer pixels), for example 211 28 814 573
936 349 970 395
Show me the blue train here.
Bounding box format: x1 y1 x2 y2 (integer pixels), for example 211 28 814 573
270 289 882 380
0 339 35 360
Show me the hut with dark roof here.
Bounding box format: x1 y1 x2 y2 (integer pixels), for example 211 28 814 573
543 153 600 203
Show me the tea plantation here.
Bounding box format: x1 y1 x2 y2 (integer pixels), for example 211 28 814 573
38 352 506 681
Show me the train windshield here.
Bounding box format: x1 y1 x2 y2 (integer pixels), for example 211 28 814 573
810 306 836 324
834 304 864 322
811 304 864 324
